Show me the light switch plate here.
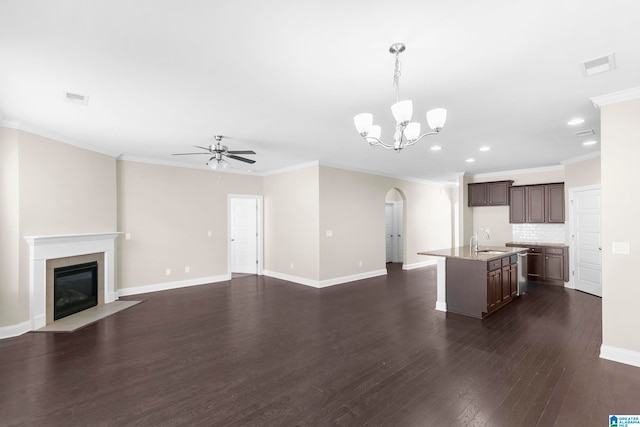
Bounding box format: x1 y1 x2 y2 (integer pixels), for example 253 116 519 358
612 241 630 255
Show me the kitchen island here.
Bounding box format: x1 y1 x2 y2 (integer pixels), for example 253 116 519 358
418 246 528 318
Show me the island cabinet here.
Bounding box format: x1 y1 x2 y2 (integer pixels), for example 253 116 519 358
486 256 518 315
446 254 518 318
468 180 514 207
509 183 565 223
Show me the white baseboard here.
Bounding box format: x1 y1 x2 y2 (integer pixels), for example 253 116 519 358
263 269 387 289
117 274 231 297
403 260 438 270
0 320 31 339
600 344 640 368
318 269 387 288
435 301 447 312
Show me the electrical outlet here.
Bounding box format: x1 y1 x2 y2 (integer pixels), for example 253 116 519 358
165 268 171 276
359 261 363 267
290 263 294 269
326 230 333 237
185 266 190 273
125 233 131 240
207 230 212 237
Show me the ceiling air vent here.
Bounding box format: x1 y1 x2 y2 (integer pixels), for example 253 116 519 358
580 53 616 77
575 129 595 137
64 91 89 106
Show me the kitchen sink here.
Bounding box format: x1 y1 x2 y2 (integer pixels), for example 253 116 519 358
477 250 506 254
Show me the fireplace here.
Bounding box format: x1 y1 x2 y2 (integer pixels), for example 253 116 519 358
25 232 121 331
53 261 99 320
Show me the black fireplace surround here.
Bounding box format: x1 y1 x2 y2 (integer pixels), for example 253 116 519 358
53 261 98 320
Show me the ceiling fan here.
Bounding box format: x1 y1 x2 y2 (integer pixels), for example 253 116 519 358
172 135 256 169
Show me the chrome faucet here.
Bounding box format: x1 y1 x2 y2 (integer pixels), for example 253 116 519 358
470 228 491 252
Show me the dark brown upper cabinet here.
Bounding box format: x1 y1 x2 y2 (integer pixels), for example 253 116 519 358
468 180 514 207
509 183 565 223
546 183 565 223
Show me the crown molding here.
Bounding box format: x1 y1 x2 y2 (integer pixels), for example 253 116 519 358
0 121 122 158
560 150 601 165
117 155 257 176
317 160 455 187
591 87 640 109
261 160 320 176
470 164 564 180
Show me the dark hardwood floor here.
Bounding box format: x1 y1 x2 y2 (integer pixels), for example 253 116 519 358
1 263 639 426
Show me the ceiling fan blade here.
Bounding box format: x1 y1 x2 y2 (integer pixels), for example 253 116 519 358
193 145 212 151
227 150 256 155
172 152 210 155
226 154 256 164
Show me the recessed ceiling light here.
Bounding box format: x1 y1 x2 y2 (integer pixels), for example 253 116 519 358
479 146 490 152
430 145 442 151
582 140 598 146
568 118 585 126
466 158 475 163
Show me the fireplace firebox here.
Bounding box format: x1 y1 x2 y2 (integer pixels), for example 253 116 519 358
53 261 99 320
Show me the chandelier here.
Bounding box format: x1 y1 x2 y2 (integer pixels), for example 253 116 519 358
353 43 447 151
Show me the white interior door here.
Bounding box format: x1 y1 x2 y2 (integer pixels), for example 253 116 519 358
572 188 602 297
385 202 404 263
230 197 258 274
385 203 393 262
395 202 404 263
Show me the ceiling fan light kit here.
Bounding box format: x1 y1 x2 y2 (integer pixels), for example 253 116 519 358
172 135 256 169
354 43 447 152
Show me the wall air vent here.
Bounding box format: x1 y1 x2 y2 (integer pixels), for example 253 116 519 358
580 53 616 77
64 91 89 106
575 129 595 137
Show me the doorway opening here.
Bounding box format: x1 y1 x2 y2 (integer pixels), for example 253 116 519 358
228 195 263 277
385 188 405 269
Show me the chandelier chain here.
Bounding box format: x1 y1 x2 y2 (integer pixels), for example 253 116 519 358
393 51 402 104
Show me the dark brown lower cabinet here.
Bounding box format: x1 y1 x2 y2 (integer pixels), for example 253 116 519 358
486 256 517 316
506 243 569 286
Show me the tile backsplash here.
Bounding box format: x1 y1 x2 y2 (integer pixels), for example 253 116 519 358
512 223 566 244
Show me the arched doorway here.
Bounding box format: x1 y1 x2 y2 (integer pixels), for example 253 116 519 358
385 188 405 268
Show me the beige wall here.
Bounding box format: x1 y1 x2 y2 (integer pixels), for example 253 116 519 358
601 99 640 355
318 166 454 280
470 167 566 245
0 128 21 326
117 160 262 289
0 128 117 328
263 165 320 280
564 156 601 190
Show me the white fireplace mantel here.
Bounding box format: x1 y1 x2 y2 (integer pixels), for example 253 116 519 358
25 232 122 330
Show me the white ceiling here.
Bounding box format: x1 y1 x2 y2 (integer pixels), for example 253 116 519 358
1 0 638 182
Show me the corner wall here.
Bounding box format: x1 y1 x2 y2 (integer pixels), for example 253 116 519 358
0 128 117 333
117 160 263 293
0 128 20 327
600 98 640 366
263 165 320 282
318 166 454 281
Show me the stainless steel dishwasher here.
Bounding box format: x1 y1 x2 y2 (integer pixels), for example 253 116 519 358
517 251 528 295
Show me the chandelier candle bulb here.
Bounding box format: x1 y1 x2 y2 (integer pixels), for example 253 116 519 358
354 43 447 151
427 108 447 131
354 113 373 135
405 122 421 141
391 100 413 123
